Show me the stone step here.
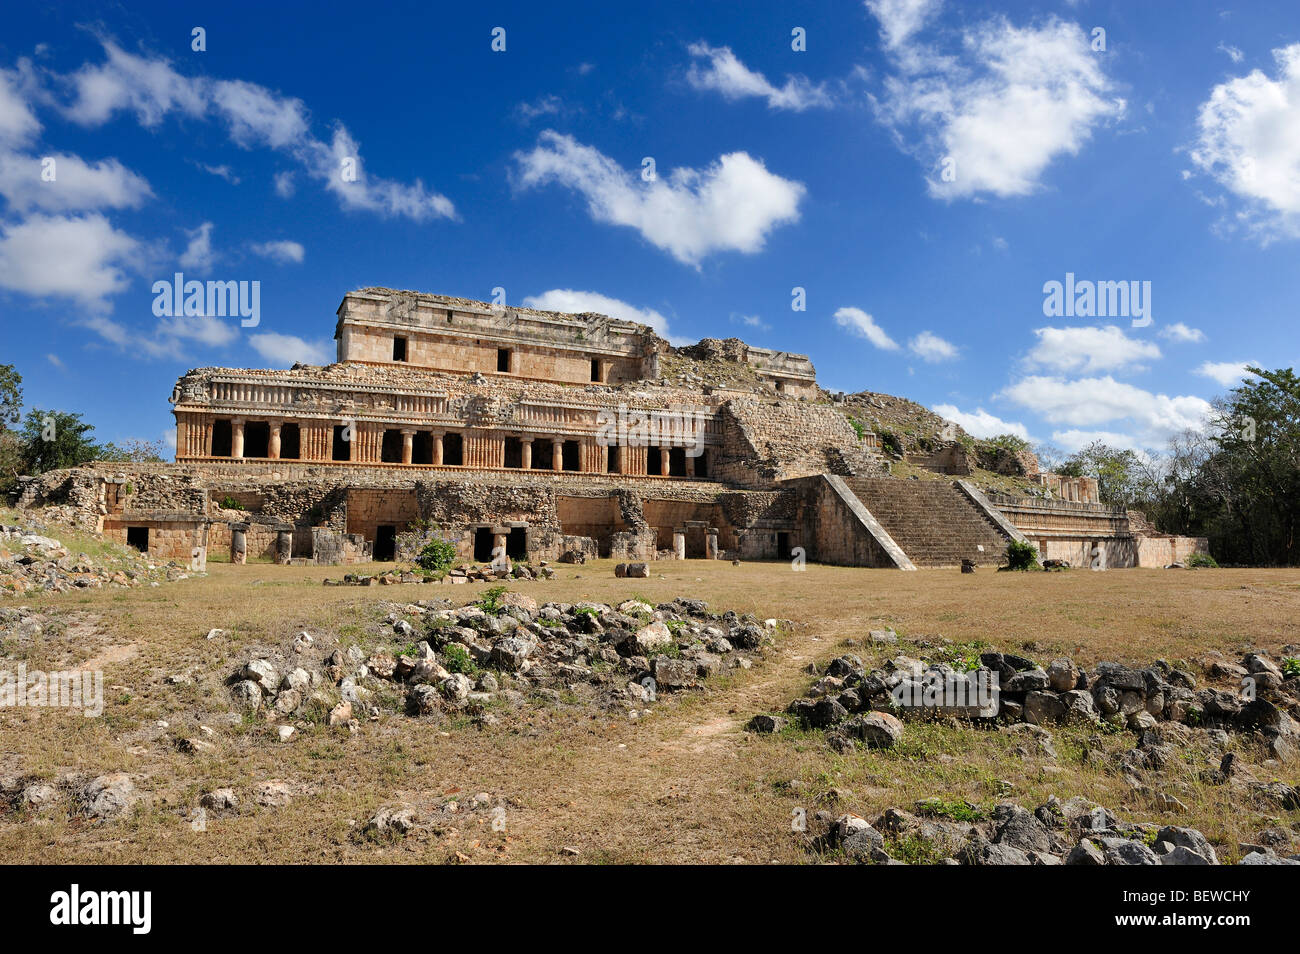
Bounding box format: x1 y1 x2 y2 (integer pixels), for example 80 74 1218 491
842 477 1011 567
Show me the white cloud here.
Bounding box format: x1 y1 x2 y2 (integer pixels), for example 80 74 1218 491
54 40 454 222
513 131 804 265
179 221 215 271
1217 42 1244 64
908 329 958 362
0 212 138 307
273 170 295 198
0 68 41 147
248 332 333 367
46 353 64 370
514 94 566 123
1159 322 1206 343
833 306 898 350
1189 44 1300 239
1026 325 1161 374
522 288 688 345
932 403 1028 439
865 0 943 50
313 125 456 221
154 315 240 349
869 15 1125 199
686 42 832 111
0 151 152 212
250 239 304 264
1050 428 1144 453
1000 374 1211 449
731 313 770 332
1194 360 1258 386
197 162 239 184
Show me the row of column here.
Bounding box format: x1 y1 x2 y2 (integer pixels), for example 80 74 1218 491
214 416 703 476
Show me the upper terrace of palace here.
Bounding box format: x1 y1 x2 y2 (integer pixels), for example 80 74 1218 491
331 287 818 392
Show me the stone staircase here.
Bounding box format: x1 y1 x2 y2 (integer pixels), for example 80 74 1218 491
841 478 1012 567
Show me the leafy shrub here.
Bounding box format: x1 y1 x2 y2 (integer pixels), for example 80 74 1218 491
441 643 479 675
1282 658 1300 679
846 416 866 441
218 495 245 511
479 585 508 614
415 538 457 575
1186 552 1219 568
1005 539 1040 571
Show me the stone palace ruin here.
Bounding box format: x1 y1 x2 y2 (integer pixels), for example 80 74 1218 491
14 287 1206 569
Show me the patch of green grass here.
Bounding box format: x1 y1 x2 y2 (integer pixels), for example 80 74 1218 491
885 833 946 864
914 795 986 822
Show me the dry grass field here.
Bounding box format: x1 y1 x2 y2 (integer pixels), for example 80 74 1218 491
2 556 1299 864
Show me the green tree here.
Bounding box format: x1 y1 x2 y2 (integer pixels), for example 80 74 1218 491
0 364 21 428
1059 441 1145 507
18 409 104 474
99 438 166 463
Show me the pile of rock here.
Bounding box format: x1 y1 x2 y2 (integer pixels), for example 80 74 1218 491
228 596 777 727
0 522 181 596
0 770 142 821
759 645 1300 760
324 561 556 587
805 795 1298 865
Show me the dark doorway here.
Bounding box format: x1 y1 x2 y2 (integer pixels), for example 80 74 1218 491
506 526 527 560
473 527 494 562
244 421 270 458
647 447 662 475
412 431 432 464
562 440 580 472
607 445 620 474
503 436 523 468
332 425 351 461
776 532 792 560
444 431 463 466
668 447 687 477
532 440 553 470
211 419 232 457
380 429 403 463
590 358 601 382
374 525 397 561
392 336 407 361
693 449 709 478
280 422 300 460
497 348 511 372
126 526 149 552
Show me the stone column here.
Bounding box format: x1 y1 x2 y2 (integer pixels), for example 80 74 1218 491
672 529 686 560
401 428 415 465
521 437 533 470
552 438 563 472
492 532 508 566
598 359 610 383
432 431 444 466
231 418 246 459
231 525 247 565
706 529 719 559
276 530 292 564
268 421 282 459
685 453 696 478
659 447 670 476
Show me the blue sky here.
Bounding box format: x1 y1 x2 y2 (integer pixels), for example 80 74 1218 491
1 0 1298 456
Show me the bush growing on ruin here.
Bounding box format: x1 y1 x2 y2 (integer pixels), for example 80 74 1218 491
415 538 457 575
1005 540 1040 571
1186 552 1219 568
479 585 508 614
